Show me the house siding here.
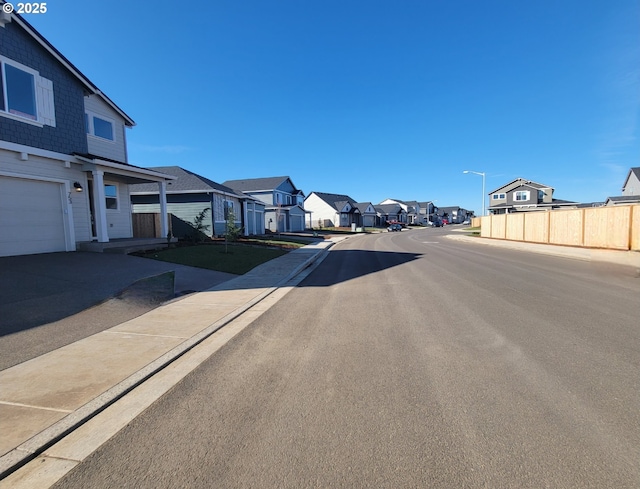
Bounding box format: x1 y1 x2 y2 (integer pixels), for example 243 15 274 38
623 172 640 196
84 95 128 163
133 201 215 238
0 21 88 155
104 179 134 238
304 193 337 227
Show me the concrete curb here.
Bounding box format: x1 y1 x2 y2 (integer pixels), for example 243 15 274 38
0 241 336 480
446 234 640 268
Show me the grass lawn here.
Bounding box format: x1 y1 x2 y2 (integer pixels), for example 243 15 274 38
140 243 290 275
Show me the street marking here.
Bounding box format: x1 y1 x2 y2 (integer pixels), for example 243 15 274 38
422 241 439 244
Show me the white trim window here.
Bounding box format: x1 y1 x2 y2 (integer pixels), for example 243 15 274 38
105 183 119 210
514 190 530 201
0 55 56 126
223 200 234 220
85 111 116 142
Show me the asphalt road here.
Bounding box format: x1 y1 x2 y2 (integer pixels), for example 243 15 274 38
53 228 640 488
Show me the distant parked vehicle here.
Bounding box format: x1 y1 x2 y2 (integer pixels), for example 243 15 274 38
462 219 471 225
442 218 449 225
429 219 442 227
387 223 403 232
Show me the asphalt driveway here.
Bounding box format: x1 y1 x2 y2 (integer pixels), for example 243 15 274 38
0 252 235 369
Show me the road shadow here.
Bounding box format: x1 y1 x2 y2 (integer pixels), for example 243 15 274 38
296 249 421 287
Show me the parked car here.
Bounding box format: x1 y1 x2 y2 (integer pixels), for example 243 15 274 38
429 219 442 227
387 223 403 232
462 219 471 225
442 218 449 225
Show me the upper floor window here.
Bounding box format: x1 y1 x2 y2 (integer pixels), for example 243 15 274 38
492 193 506 200
0 56 55 126
514 190 530 201
85 111 115 141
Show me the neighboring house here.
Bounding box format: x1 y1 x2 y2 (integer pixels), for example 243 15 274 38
130 166 266 237
437 206 472 224
418 201 439 224
223 176 307 232
487 178 576 215
355 202 378 228
0 10 174 257
374 203 407 225
304 191 362 228
380 199 422 224
605 167 640 206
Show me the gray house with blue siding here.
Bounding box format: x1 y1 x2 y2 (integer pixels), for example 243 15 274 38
130 166 266 237
0 10 173 256
223 176 307 232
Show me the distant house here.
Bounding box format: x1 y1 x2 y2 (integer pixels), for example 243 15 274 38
304 191 363 228
488 178 576 214
355 202 378 227
223 176 307 232
375 203 407 225
436 206 472 224
0 10 174 257
418 202 439 224
605 167 640 206
130 166 265 237
379 199 422 224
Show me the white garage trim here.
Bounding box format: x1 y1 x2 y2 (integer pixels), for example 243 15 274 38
0 171 76 254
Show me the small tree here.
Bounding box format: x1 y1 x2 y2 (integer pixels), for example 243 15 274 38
224 206 243 252
190 207 211 242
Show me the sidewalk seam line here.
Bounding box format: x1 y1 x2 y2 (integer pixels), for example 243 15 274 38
0 401 73 414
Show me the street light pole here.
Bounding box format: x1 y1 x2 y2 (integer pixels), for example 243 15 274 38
463 170 486 216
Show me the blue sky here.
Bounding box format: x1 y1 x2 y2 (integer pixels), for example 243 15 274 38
26 0 639 214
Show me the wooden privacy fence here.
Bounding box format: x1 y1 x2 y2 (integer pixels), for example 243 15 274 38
479 205 640 251
132 213 173 238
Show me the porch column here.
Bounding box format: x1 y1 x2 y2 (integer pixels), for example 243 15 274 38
91 170 109 243
158 181 169 238
244 200 249 236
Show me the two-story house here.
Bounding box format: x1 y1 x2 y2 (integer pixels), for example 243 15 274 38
223 176 307 232
487 178 576 215
374 203 407 225
605 167 640 206
379 199 422 225
130 166 266 238
436 206 473 224
418 201 439 224
0 10 173 257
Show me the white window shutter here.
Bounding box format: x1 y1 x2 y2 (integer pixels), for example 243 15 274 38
36 75 56 127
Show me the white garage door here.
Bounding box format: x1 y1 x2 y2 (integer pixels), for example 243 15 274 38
0 177 67 256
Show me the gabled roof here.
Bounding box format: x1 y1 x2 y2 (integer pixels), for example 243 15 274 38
622 167 640 193
129 166 244 197
4 9 135 126
309 191 359 212
222 176 297 193
375 203 406 214
355 202 377 214
488 178 554 195
605 195 640 204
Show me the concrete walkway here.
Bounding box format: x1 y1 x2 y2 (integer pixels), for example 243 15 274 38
0 238 338 479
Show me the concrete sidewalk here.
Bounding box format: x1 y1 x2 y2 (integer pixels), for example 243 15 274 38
0 238 339 479
446 233 640 269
